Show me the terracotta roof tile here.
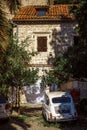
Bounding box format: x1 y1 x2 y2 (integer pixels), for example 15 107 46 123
13 4 74 21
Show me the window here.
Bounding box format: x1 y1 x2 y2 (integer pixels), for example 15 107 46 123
37 36 47 52
36 7 48 16
52 97 71 104
38 10 46 16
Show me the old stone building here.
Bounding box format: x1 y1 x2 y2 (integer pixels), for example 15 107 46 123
12 1 77 77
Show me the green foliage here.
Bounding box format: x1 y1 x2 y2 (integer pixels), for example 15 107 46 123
5 0 20 13
65 0 87 79
22 68 39 86
38 115 60 128
53 54 69 81
0 1 10 50
75 0 87 42
42 70 60 86
42 54 69 86
0 84 9 98
64 43 87 79
19 114 29 121
0 37 39 95
0 0 20 50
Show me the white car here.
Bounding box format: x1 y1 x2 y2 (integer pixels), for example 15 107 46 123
0 95 11 120
42 91 78 122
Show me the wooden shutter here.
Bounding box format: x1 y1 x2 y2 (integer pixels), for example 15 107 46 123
37 36 47 52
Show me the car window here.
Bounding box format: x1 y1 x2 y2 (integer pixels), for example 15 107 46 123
52 96 71 103
0 95 6 103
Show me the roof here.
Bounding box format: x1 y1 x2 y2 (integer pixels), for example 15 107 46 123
13 4 74 22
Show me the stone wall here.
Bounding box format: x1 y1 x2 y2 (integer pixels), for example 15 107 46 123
13 22 76 76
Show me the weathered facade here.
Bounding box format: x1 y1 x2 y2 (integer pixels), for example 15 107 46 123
13 3 77 76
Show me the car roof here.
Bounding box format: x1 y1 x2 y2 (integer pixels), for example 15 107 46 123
45 91 70 98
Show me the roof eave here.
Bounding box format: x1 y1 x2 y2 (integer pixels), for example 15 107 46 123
13 18 76 23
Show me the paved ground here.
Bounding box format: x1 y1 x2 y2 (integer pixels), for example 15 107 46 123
0 103 87 130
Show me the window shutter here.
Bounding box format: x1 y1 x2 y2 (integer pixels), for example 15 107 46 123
37 37 47 52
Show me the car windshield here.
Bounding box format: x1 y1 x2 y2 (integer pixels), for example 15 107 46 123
0 95 6 103
52 96 71 103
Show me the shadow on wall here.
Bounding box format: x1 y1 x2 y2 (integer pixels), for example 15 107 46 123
48 23 76 65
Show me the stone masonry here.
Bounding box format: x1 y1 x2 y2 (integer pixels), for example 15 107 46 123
14 22 76 76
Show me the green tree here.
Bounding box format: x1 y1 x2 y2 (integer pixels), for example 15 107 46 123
0 0 20 50
0 37 39 109
4 0 20 13
42 70 60 86
0 1 9 50
71 0 87 42
65 0 87 79
41 53 68 89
